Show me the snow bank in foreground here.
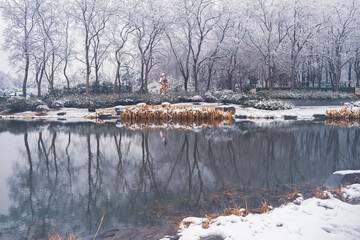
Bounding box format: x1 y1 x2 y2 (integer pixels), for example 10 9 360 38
171 185 360 240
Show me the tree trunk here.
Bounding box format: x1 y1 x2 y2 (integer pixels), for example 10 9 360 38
334 45 342 92
144 65 149 94
317 60 322 88
113 62 121 95
50 51 55 96
184 77 188 92
23 50 30 98
265 76 268 88
290 57 297 91
335 58 341 92
348 61 352 87
228 75 233 90
206 64 213 92
50 82 55 97
64 60 70 96
140 60 145 94
94 67 99 95
269 64 274 91
85 44 90 95
227 69 233 90
35 65 41 99
193 65 198 93
37 84 42 99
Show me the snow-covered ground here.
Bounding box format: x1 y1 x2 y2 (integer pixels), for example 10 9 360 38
163 184 360 240
0 107 96 122
233 105 335 120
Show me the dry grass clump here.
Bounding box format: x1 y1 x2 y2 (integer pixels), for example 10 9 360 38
326 107 360 120
325 107 360 128
312 187 344 201
222 206 250 217
286 192 302 202
178 204 251 231
117 104 234 129
48 232 81 240
181 202 267 230
202 218 212 229
259 200 272 214
182 221 193 229
120 105 234 122
47 215 104 240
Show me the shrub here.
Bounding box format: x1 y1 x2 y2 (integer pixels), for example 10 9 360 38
245 99 295 110
6 97 29 112
265 90 354 100
5 97 46 112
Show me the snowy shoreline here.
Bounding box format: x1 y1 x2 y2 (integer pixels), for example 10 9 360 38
1 102 359 123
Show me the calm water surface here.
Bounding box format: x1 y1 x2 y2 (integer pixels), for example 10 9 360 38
0 120 359 238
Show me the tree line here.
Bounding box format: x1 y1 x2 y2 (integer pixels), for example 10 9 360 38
1 0 360 98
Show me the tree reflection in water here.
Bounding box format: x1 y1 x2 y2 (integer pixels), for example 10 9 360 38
0 120 359 238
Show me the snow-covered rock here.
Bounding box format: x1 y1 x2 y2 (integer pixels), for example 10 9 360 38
161 102 171 107
115 98 137 105
324 170 360 190
178 95 204 103
137 102 147 107
28 99 46 110
204 92 218 103
191 95 204 102
213 90 234 96
36 105 50 112
50 100 65 109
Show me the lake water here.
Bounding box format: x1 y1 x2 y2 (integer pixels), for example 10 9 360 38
0 120 359 238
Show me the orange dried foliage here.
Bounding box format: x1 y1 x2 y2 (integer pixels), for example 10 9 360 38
48 232 81 240
287 192 301 202
312 187 343 200
326 107 360 121
202 219 211 229
120 105 234 122
314 190 329 200
223 206 249 217
183 221 192 229
223 190 234 197
118 105 234 129
259 200 271 214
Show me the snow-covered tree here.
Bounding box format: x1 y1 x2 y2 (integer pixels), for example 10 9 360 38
320 0 358 91
131 0 167 94
71 0 112 95
247 0 289 90
0 0 41 97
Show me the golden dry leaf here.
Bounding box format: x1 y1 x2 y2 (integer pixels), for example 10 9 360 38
183 221 192 229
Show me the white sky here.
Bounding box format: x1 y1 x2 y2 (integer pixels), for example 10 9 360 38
0 12 10 75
